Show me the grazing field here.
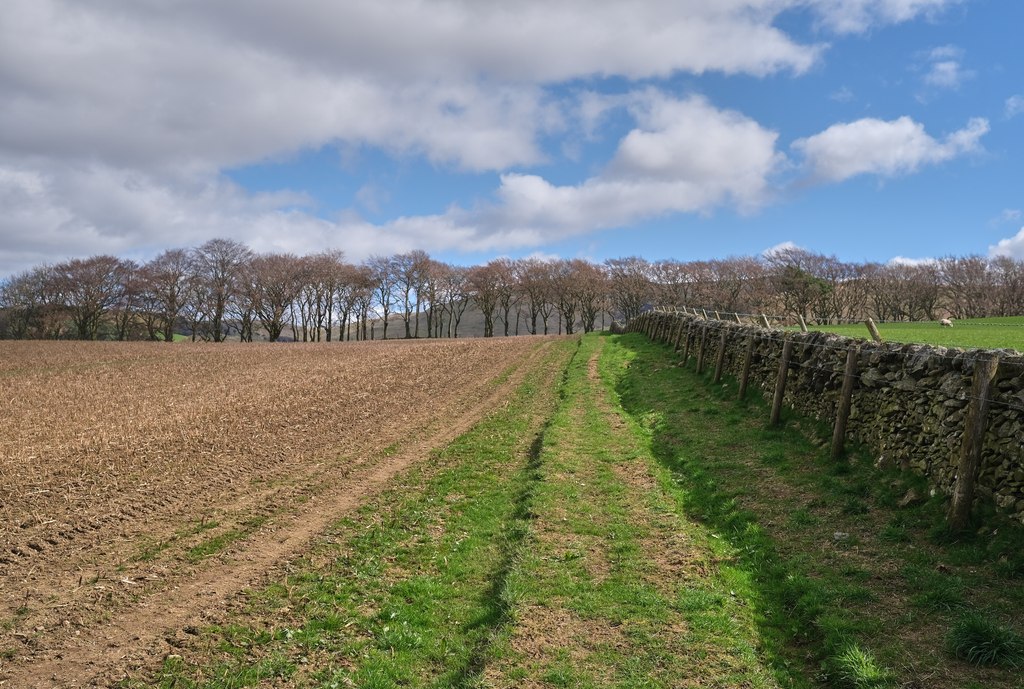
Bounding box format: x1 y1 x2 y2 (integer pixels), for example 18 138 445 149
804 316 1024 351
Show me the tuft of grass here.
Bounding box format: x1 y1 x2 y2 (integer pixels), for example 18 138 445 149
828 644 895 688
947 614 1024 667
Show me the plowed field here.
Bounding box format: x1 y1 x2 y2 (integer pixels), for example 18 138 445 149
0 337 555 687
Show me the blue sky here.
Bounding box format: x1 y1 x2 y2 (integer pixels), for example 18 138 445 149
1 0 1022 276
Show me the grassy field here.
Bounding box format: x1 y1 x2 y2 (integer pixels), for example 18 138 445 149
116 333 1024 688
803 316 1024 352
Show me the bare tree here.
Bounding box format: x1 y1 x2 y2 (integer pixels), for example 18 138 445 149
139 249 192 342
468 262 501 337
515 258 554 335
367 255 397 340
191 238 253 342
52 255 133 340
390 250 431 338
705 256 765 315
109 260 142 340
552 257 585 333
574 260 608 333
0 266 65 339
248 253 303 341
940 255 993 319
991 255 1024 316
435 264 472 338
491 258 519 337
605 257 651 322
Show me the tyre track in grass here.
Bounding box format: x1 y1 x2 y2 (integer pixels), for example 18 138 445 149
482 334 780 688
1 340 557 689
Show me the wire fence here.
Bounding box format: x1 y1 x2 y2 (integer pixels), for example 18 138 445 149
630 311 1024 528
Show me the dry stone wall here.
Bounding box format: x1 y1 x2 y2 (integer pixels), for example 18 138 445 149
630 312 1024 524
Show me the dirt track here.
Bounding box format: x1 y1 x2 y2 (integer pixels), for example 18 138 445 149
0 337 555 687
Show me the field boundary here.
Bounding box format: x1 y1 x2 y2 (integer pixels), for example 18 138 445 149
630 312 1024 526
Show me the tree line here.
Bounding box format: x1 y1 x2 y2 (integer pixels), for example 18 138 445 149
607 246 1024 325
1 240 1022 341
0 239 609 341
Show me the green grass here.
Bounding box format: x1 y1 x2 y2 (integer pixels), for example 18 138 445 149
481 334 779 687
804 316 1024 351
612 331 1024 688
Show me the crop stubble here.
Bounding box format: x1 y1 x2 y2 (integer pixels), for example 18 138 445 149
0 337 550 686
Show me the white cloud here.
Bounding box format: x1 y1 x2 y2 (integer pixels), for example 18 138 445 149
0 91 787 274
990 228 1024 259
918 45 973 90
830 87 855 103
992 209 1022 225
762 241 804 258
792 116 988 183
888 255 937 266
1006 95 1024 119
923 60 972 89
808 0 964 34
0 0 977 275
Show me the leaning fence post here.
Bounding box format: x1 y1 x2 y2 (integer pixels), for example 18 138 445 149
831 346 859 460
713 328 728 383
865 318 882 343
696 324 709 374
682 322 693 365
948 352 1001 531
761 313 771 329
738 334 755 400
798 314 808 333
770 337 794 426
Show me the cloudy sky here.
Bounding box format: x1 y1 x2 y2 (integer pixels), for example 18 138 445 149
2 0 1023 276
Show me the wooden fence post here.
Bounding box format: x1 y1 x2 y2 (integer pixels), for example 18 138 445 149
682 323 692 365
761 314 771 329
673 318 684 352
865 318 882 343
948 352 1001 531
770 338 794 426
733 312 743 324
713 328 728 383
831 346 859 460
798 314 808 333
738 334 755 400
696 324 709 374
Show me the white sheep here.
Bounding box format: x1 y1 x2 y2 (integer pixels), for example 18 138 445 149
939 318 953 328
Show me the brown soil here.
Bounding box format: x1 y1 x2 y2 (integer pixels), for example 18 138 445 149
0 337 555 687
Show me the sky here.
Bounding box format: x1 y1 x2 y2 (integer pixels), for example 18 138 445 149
1 0 1023 277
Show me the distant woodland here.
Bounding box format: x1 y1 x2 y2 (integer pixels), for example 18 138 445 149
2 239 1022 341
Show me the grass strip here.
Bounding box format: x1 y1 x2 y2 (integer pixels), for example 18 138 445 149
611 331 1024 689
481 334 780 688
